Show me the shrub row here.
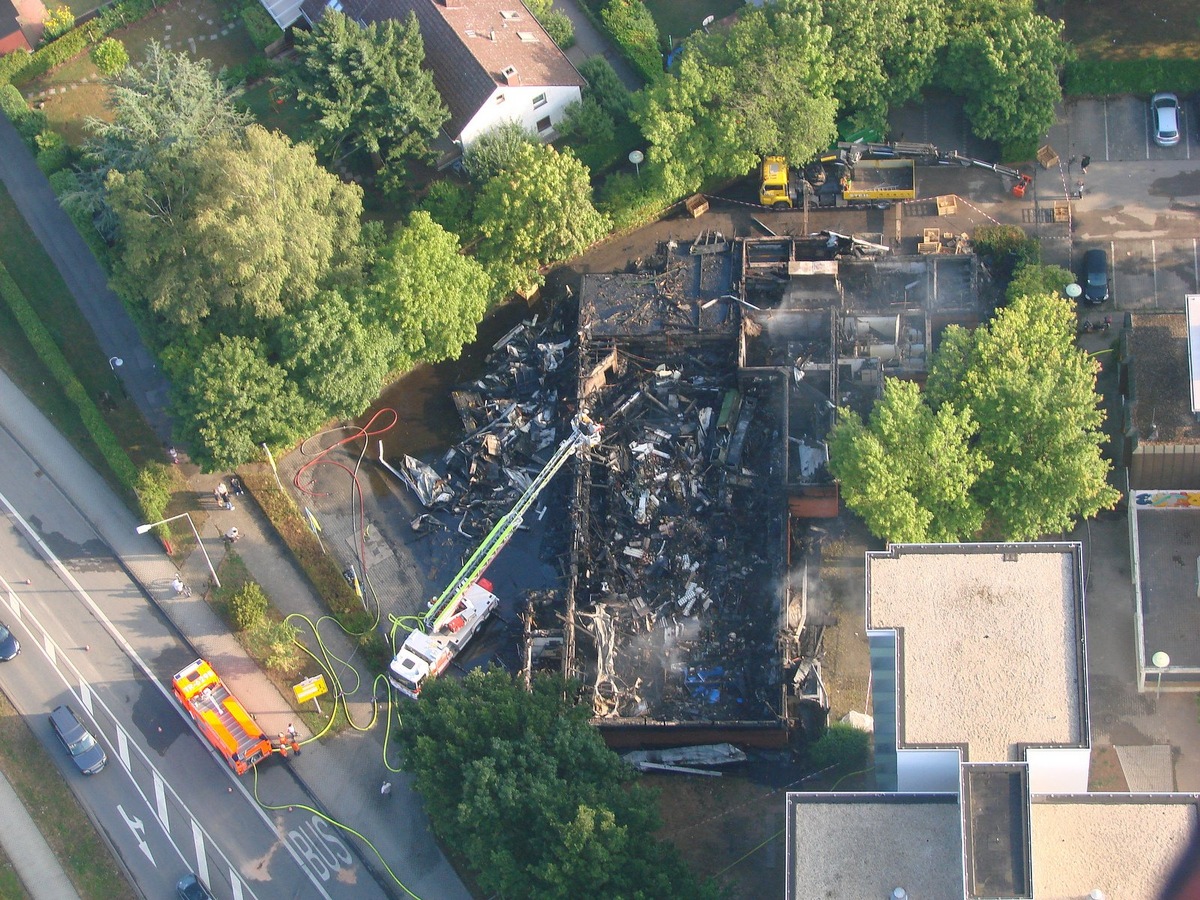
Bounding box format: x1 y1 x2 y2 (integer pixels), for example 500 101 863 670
599 0 660 83
1064 57 1200 98
0 262 139 490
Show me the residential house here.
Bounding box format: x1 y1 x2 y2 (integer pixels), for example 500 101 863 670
294 0 585 153
0 0 31 56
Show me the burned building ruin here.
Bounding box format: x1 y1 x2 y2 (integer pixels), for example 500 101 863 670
519 234 989 748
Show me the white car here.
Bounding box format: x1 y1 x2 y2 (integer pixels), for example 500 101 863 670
1152 93 1180 147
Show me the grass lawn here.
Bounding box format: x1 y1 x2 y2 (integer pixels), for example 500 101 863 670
643 0 743 45
24 0 261 145
1062 0 1200 59
0 691 132 899
0 844 27 899
237 78 310 144
0 185 162 471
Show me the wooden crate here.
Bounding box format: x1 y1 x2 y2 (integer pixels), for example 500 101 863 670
1036 145 1059 169
685 193 709 218
918 242 941 255
923 227 941 244
1052 199 1071 222
936 195 957 216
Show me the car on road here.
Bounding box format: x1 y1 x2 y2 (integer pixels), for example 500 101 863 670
1082 249 1110 304
0 622 18 661
49 704 107 775
1152 93 1180 147
176 873 214 900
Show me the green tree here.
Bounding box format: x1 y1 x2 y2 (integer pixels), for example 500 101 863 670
397 668 719 900
829 379 988 543
926 293 1119 539
274 290 390 418
559 97 615 146
289 10 447 174
942 0 1068 156
540 9 575 49
78 42 251 239
91 38 129 77
109 125 364 330
370 211 491 370
170 336 312 471
462 120 536 184
474 143 609 299
821 0 945 130
1006 262 1074 305
635 2 837 195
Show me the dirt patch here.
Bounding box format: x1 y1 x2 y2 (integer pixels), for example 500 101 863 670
1089 744 1131 791
1059 0 1200 60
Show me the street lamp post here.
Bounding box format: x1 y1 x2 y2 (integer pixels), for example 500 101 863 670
1151 650 1170 702
108 356 123 370
136 512 220 589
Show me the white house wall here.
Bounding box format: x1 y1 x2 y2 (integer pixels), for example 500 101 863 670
1025 747 1090 794
897 747 962 793
459 84 581 148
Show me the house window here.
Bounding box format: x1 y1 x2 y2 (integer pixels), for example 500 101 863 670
517 31 538 43
500 9 520 19
533 93 547 109
536 116 552 133
496 94 506 104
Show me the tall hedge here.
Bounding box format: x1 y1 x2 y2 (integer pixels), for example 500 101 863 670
600 0 660 82
0 263 139 491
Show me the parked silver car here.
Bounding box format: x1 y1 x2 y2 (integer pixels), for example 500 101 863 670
49 704 107 775
1152 92 1180 147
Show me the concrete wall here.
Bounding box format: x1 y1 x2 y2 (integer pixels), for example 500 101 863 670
1131 443 1200 489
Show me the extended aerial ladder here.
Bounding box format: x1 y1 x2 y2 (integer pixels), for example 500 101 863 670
387 414 602 697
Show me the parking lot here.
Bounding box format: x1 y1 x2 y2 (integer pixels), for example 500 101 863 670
1057 95 1195 163
1035 97 1200 311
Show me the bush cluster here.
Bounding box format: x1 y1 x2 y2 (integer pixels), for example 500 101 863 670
41 7 75 43
600 0 660 82
91 37 130 76
230 581 269 631
240 4 282 51
807 722 872 773
0 83 45 142
539 9 574 50
35 128 73 175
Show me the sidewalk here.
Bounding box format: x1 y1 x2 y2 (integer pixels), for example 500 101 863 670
0 369 469 900
0 768 82 900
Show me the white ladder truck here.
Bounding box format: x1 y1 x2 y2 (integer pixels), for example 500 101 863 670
387 414 602 698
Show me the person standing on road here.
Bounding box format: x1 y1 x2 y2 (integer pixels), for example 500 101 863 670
171 575 187 597
1080 155 1091 174
224 526 240 544
380 781 392 797
216 482 232 509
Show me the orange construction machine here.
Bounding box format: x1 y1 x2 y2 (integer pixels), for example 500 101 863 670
172 658 278 775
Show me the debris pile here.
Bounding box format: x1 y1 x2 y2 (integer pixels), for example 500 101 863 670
574 345 783 723
390 312 579 541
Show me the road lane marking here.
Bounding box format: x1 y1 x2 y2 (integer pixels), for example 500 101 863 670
118 804 156 866
1110 240 1118 306
0 494 333 900
191 819 209 886
117 728 131 772
1193 239 1198 292
1104 98 1110 160
1152 240 1159 307
154 774 170 832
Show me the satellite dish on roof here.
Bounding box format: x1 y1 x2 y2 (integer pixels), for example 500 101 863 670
1065 283 1083 299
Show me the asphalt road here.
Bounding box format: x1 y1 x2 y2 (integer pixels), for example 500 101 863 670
0 419 388 900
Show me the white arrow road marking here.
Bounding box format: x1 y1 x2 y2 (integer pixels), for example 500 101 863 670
118 804 156 866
